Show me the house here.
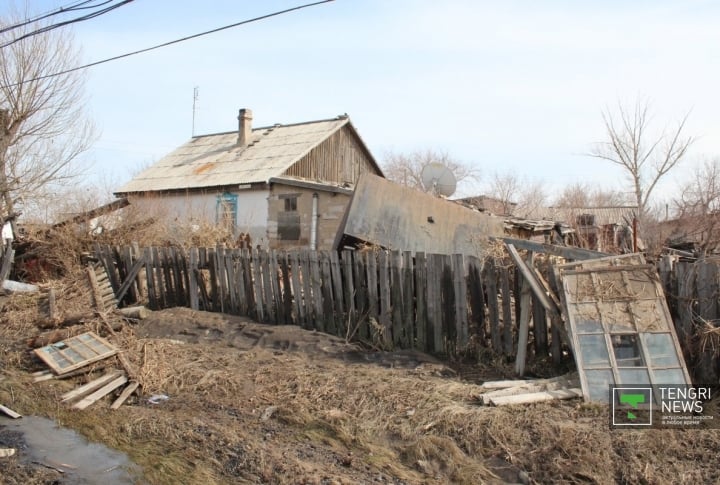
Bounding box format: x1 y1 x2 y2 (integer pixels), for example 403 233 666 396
334 174 504 255
115 109 383 250
545 206 638 252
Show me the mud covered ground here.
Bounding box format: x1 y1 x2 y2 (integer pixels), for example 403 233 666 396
1 301 720 484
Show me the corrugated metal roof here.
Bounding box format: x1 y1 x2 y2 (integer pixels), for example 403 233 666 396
116 117 349 193
546 206 638 226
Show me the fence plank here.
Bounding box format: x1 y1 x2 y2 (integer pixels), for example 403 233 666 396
533 294 548 357
676 262 694 347
120 246 136 304
143 248 157 310
290 251 304 326
390 251 405 347
223 251 237 314
162 247 176 308
365 251 378 330
452 254 468 349
440 255 455 353
378 250 392 348
427 254 443 353
309 251 324 332
402 251 415 349
251 249 265 323
320 251 336 335
500 266 514 356
152 247 167 309
466 255 485 349
484 259 500 353
515 252 534 376
281 252 293 325
354 252 369 340
330 252 345 336
342 250 356 331
300 251 314 329
242 249 255 319
269 250 284 324
216 246 227 313
207 248 219 312
261 251 275 323
414 252 427 352
189 248 199 310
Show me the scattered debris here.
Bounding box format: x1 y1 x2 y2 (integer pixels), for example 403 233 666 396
72 375 128 410
479 374 581 406
60 371 124 404
261 405 278 421
1 280 39 294
0 449 16 458
111 381 139 410
147 394 169 405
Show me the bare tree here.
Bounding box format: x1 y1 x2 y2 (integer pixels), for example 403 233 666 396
484 171 547 218
0 13 95 230
671 158 720 254
589 98 692 217
382 149 479 194
554 182 632 208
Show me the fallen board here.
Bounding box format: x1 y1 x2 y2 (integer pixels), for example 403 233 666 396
0 404 21 419
489 388 583 406
73 375 128 410
34 332 117 375
60 370 123 403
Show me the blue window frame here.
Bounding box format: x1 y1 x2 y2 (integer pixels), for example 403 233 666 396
216 193 238 232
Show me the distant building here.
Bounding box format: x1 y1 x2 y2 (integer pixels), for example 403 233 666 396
115 109 383 250
546 206 639 252
455 195 517 216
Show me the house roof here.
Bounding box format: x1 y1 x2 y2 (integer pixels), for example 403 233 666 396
116 116 377 194
545 206 638 226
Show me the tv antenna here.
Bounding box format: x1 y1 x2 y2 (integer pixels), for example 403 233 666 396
191 86 199 136
421 162 457 197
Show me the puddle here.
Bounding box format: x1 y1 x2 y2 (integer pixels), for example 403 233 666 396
0 416 142 484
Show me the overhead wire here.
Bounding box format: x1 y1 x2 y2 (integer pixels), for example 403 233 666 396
0 0 110 35
0 0 335 88
1 0 135 48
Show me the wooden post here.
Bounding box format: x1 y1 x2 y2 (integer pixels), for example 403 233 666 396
483 259 500 353
320 251 336 335
402 251 415 349
300 251 314 329
309 250 324 331
499 265 513 356
189 248 199 311
440 254 455 354
466 256 486 349
378 250 392 348
290 251 304 326
414 252 428 352
144 247 157 310
533 294 548 357
281 252 293 325
269 250 283 324
452 253 468 349
342 250 356 331
390 250 404 348
242 249 256 319
515 252 534 376
251 249 265 323
427 254 444 354
353 251 369 339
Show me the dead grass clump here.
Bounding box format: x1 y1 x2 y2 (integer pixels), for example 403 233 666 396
401 435 496 484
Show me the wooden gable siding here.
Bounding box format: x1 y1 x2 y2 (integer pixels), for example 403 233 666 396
282 126 378 184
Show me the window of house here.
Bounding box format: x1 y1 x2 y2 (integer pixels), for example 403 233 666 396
278 194 300 240
216 193 238 233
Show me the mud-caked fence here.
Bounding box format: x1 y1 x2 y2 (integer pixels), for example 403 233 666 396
94 244 568 366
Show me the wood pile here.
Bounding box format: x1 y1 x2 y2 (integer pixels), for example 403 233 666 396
478 373 581 406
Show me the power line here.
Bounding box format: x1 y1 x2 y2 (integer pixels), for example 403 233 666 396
1 1 135 48
0 0 107 35
1 0 334 88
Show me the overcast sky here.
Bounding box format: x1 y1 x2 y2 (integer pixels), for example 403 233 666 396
4 0 720 204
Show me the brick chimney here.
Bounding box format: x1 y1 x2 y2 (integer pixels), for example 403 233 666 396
237 108 253 146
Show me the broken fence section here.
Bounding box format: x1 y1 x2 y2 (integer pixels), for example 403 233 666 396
94 244 568 362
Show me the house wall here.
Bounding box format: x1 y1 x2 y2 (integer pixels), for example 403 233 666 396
283 125 378 184
267 183 350 250
128 189 269 247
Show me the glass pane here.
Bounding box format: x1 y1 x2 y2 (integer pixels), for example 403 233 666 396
618 368 650 385
578 334 610 366
641 333 680 367
633 300 667 332
611 334 644 367
571 303 602 333
653 368 687 385
585 369 614 402
605 302 636 332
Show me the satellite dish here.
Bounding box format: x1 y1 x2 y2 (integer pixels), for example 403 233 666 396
421 162 457 197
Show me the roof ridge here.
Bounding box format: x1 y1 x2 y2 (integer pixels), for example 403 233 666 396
191 115 348 139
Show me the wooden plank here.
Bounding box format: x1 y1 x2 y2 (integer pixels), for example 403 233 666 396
479 374 579 390
484 259 501 353
177 247 190 307
120 246 137 304
465 256 485 350
289 251 304 326
440 254 455 353
506 244 558 317
0 245 15 282
320 251 336 335
330 251 345 335
299 251 314 329
260 250 275 323
427 254 443 354
0 404 21 419
309 251 324 332
414 252 427 352
114 255 146 305
86 265 104 311
242 249 256 319
390 250 405 348
402 251 415 349
353 252 369 340
514 252 534 376
497 237 610 260
143 248 157 310
164 247 177 307
251 249 265 323
489 388 583 406
152 247 167 309
377 250 392 348
216 246 227 313
102 246 122 294
498 264 513 355
189 248 199 311
233 250 246 316
60 371 123 402
532 293 548 357
452 253 468 349
342 250 356 330
224 251 237 314
281 252 293 325
269 250 284 324
110 381 140 410
73 375 129 410
207 248 219 312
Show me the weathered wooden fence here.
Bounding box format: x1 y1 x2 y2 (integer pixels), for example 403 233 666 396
94 244 566 362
